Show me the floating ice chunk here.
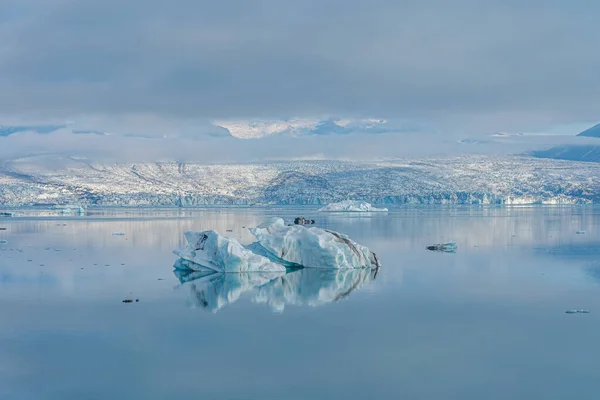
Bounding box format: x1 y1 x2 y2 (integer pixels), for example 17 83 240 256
249 217 381 269
426 242 457 252
565 309 590 314
174 230 286 273
318 200 388 212
0 212 21 217
0 240 7 244
576 230 586 235
112 232 126 236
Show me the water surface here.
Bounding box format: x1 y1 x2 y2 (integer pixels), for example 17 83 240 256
0 206 599 399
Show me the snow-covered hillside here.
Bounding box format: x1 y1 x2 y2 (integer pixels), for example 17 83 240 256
213 117 390 139
0 155 599 207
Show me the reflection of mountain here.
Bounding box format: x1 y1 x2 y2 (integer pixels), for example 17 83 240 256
174 262 378 313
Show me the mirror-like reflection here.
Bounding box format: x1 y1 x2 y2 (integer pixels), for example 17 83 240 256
174 261 378 313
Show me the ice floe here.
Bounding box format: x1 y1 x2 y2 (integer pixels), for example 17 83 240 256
318 200 388 212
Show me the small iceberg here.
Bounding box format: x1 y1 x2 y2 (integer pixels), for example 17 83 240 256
565 309 590 314
318 200 388 212
426 242 457 253
174 230 286 273
53 205 86 215
576 230 586 235
173 218 381 271
250 217 381 269
0 212 21 217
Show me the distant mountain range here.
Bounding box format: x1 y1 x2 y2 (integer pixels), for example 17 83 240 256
212 118 394 139
530 123 600 163
577 123 600 138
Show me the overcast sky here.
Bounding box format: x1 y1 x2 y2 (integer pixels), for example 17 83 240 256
1 0 599 161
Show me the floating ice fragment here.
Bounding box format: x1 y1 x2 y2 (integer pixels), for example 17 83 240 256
576 230 586 235
249 217 381 269
112 232 126 236
0 212 21 217
174 230 286 273
565 309 590 314
318 200 388 212
0 240 7 244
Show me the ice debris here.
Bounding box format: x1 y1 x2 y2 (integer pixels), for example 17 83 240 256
249 217 380 269
576 230 586 235
0 212 21 217
426 242 457 252
173 230 287 273
318 200 388 212
565 309 590 314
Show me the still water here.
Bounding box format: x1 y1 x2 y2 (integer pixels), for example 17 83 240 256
0 207 599 399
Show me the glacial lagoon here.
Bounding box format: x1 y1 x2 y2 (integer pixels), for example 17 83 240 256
1 206 599 399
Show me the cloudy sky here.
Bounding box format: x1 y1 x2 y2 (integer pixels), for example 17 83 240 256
0 0 599 161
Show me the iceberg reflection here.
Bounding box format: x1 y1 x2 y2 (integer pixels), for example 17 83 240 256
173 259 378 313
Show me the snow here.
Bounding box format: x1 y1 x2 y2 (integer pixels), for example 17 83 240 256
319 200 388 212
249 217 381 269
174 230 287 273
212 117 389 139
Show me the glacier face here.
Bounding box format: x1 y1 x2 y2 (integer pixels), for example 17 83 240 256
1 155 600 206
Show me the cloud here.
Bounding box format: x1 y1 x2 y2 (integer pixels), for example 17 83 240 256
0 0 599 135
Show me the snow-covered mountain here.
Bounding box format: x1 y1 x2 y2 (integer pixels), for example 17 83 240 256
577 123 600 138
213 117 390 139
0 155 599 207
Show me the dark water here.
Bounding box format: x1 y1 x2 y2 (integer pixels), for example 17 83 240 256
0 207 599 399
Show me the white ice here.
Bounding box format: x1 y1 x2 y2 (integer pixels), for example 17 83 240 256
174 230 287 273
318 200 388 212
249 217 381 269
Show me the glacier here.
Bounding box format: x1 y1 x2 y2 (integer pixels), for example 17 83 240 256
173 230 287 273
318 200 388 212
1 155 600 207
249 217 381 269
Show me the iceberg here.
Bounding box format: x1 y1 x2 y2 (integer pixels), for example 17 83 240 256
318 200 388 212
0 212 21 217
53 205 86 215
173 230 286 273
174 264 377 313
249 217 381 269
